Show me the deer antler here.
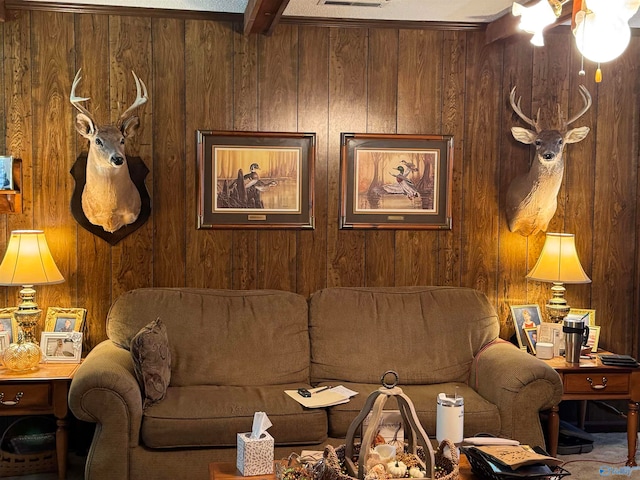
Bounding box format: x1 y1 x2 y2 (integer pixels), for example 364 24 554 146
566 85 592 126
510 86 541 133
70 69 95 122
118 71 148 126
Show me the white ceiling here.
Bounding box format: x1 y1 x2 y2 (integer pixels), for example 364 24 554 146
23 0 640 27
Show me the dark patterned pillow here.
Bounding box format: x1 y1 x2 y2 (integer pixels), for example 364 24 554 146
130 318 171 408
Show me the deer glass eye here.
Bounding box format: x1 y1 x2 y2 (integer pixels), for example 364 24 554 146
120 138 125 145
534 140 541 146
95 138 103 147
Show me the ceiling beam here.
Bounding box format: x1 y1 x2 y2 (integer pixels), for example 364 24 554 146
244 0 290 36
485 0 574 44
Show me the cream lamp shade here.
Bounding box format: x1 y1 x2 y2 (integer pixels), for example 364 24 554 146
527 232 590 323
0 230 64 286
527 232 591 284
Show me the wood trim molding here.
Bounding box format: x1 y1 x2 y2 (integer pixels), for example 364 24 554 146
280 16 485 31
244 0 290 35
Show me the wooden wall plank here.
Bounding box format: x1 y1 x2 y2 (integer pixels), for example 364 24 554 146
592 44 638 354
365 28 397 287
256 25 298 291
461 31 502 302
297 26 329 296
30 11 75 312
327 28 367 287
498 39 533 340
184 20 234 288
396 30 443 286
232 30 258 290
108 15 153 298
152 18 186 287
74 13 111 347
439 31 466 288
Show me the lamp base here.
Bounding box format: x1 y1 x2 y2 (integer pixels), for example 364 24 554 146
3 292 42 372
546 281 571 323
3 341 41 372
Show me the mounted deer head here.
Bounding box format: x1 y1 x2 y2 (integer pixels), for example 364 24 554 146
506 85 592 236
70 69 148 233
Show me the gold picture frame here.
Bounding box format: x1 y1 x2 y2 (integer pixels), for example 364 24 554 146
586 325 601 353
44 307 86 333
0 307 18 343
568 308 596 326
509 304 542 350
523 326 538 355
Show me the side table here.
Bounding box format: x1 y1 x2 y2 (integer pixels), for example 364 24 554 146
542 352 640 466
0 362 80 480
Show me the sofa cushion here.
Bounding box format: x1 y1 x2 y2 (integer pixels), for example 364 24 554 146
108 288 310 387
309 286 499 385
130 318 171 408
324 382 501 440
141 384 328 448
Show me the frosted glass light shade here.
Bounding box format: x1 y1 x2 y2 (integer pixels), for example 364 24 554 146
574 11 631 63
512 1 559 46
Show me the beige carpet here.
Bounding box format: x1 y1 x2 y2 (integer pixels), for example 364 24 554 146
558 432 639 479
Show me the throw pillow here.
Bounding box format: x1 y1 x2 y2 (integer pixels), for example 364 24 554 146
130 317 171 408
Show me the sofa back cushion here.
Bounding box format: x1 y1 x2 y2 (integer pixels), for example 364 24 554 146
309 286 499 385
107 288 310 387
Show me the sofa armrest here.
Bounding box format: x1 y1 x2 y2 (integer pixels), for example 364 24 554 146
469 340 562 447
69 340 143 479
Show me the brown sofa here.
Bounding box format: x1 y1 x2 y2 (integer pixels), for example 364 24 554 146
68 286 562 480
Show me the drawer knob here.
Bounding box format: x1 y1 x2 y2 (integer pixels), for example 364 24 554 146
0 391 23 406
586 376 607 390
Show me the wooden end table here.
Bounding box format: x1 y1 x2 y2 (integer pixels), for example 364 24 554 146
543 352 640 466
209 456 477 480
0 362 80 480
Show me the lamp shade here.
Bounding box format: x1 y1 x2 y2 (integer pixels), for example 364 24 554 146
527 233 591 284
0 230 64 286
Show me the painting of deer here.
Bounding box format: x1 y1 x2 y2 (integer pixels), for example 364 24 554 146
70 69 148 234
506 85 592 236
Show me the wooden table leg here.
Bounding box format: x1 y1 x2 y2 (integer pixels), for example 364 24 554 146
548 405 559 457
626 401 638 467
52 380 69 480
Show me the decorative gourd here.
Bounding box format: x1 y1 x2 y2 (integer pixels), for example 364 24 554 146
408 467 425 478
386 461 407 478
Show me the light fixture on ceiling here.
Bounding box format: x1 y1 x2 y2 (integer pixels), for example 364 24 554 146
572 0 639 82
512 0 566 46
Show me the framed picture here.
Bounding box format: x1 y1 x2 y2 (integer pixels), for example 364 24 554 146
0 156 13 190
44 307 86 333
339 133 453 229
40 332 82 363
0 331 10 354
523 327 538 355
586 325 601 353
510 304 543 350
197 130 315 229
0 307 18 344
568 308 596 326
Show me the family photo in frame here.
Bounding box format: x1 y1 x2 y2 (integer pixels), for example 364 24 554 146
510 304 542 350
44 307 86 333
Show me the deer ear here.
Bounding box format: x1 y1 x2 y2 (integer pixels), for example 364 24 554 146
511 127 537 145
564 126 590 144
75 113 95 138
121 116 140 138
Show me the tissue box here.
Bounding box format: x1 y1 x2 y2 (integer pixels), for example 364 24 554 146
236 432 274 476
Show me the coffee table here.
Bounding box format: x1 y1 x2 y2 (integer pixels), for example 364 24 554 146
209 456 477 480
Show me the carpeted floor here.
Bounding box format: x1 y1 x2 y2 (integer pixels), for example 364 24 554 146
558 432 639 479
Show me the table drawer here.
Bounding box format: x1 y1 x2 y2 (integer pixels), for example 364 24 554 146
564 373 629 394
0 383 51 410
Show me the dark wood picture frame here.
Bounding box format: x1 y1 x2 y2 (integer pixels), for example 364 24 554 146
197 131 315 229
340 133 453 229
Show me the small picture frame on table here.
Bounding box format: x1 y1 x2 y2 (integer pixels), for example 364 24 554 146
40 332 82 363
0 331 10 354
44 307 86 333
586 325 601 353
523 327 538 355
0 307 18 343
510 304 542 350
567 308 596 326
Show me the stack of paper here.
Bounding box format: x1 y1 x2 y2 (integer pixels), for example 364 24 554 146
285 385 358 408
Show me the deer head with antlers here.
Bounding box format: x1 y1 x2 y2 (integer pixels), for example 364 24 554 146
70 69 148 234
506 85 592 236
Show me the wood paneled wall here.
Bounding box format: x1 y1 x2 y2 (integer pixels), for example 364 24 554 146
0 10 639 355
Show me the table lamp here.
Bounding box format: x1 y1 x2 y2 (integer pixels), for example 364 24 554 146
0 230 64 371
526 232 591 323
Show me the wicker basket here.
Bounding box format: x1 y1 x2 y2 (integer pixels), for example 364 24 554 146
0 417 57 477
